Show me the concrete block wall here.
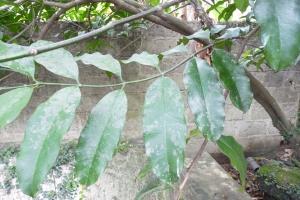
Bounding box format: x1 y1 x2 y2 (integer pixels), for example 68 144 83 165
0 22 299 157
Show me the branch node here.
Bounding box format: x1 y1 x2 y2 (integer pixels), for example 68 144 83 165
29 49 38 56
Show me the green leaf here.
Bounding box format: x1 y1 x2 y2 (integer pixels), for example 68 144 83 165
31 40 79 81
234 0 249 12
210 25 226 35
75 52 121 78
183 57 225 141
186 127 202 144
216 135 247 191
254 0 300 71
0 87 33 131
177 37 189 46
135 177 174 200
149 0 160 6
134 163 152 182
0 41 35 78
212 49 253 112
186 29 210 40
160 44 188 56
207 0 228 13
75 89 127 186
219 4 236 21
16 87 81 197
121 51 159 68
143 77 186 183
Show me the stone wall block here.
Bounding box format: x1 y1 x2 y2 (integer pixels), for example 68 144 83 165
140 38 180 54
249 102 270 120
237 121 267 136
225 104 244 120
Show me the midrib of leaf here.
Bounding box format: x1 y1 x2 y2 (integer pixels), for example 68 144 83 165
197 65 213 135
220 58 244 108
88 90 121 179
31 111 63 191
31 104 69 189
162 78 171 180
272 2 281 67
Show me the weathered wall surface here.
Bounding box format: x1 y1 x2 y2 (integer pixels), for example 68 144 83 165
0 22 299 157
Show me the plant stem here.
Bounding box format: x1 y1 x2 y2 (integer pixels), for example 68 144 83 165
0 37 236 91
175 139 208 200
0 0 185 63
235 25 260 61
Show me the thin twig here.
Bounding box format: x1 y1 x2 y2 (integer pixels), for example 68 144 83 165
189 0 213 28
0 0 187 62
115 3 185 58
0 0 25 11
0 72 15 82
7 21 35 43
175 139 208 200
7 4 44 43
170 2 190 14
87 3 93 32
235 25 260 61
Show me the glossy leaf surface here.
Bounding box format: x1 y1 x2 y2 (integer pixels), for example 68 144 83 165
75 89 127 186
183 57 225 141
212 49 253 112
216 135 247 191
16 87 81 197
121 51 159 68
0 87 33 131
143 77 186 183
0 41 35 77
254 0 300 71
31 40 79 81
75 52 121 78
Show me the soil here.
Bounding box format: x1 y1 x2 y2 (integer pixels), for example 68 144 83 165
221 163 264 200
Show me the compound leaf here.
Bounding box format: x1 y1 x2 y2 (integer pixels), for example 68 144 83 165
75 89 127 186
143 77 186 183
16 87 81 197
183 57 225 141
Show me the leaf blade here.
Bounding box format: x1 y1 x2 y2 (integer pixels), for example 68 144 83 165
75 52 122 78
212 49 253 112
75 89 127 186
143 77 186 183
16 87 81 197
254 0 300 71
183 57 225 141
0 87 33 131
216 135 247 191
121 51 159 68
0 41 35 78
234 0 249 12
31 40 79 81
